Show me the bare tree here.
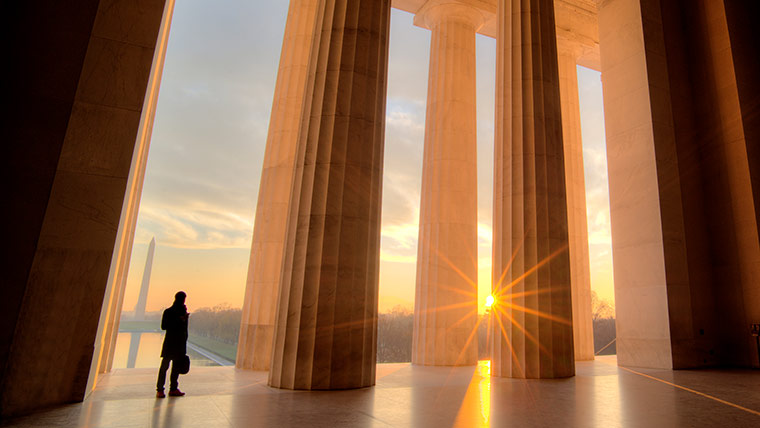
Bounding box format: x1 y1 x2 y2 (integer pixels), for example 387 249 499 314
590 291 616 355
188 304 241 345
591 290 615 321
377 305 413 362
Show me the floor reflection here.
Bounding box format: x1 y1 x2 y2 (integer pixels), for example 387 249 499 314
453 360 491 427
477 361 491 425
6 356 760 428
127 332 142 368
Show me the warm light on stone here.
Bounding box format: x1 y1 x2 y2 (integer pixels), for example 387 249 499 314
412 0 485 368
5 0 760 419
236 0 319 373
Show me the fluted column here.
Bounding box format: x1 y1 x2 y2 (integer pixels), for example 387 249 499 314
412 1 484 367
491 0 574 378
268 0 391 390
237 0 318 371
557 40 594 361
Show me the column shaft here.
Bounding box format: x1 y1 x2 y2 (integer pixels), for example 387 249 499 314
237 0 318 371
268 0 391 390
557 47 594 361
491 0 575 379
2 0 170 416
598 0 760 369
95 0 176 377
412 2 482 367
597 0 679 369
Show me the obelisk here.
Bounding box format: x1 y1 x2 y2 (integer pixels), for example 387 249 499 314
134 237 155 321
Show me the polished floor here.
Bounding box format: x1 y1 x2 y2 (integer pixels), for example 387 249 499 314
3 356 760 427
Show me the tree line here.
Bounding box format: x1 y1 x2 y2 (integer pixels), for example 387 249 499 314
591 291 616 355
178 295 616 361
377 306 414 362
188 304 241 345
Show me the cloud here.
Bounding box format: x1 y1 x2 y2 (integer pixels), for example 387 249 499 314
379 175 419 263
582 145 613 250
129 1 617 311
378 219 494 266
381 221 419 250
386 106 425 136
379 250 417 264
387 10 430 101
135 202 253 250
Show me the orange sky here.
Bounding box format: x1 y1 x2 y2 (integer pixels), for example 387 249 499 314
120 5 614 316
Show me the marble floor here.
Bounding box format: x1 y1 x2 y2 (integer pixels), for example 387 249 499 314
3 356 760 427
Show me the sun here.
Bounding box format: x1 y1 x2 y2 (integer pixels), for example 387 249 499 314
485 295 495 308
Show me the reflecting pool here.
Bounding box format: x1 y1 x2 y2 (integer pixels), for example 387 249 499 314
112 332 221 368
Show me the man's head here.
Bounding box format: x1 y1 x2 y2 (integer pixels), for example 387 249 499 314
174 291 187 303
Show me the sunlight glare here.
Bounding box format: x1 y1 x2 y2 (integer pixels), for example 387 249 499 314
485 295 494 308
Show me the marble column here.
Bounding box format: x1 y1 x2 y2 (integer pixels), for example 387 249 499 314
597 0 760 370
557 40 594 361
268 0 391 390
597 0 680 369
412 0 484 367
92 0 176 378
3 0 171 416
491 0 575 379
236 0 318 371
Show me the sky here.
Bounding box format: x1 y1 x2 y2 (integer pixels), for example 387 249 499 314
122 0 614 315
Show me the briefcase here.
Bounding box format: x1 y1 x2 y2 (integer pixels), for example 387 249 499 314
177 355 190 374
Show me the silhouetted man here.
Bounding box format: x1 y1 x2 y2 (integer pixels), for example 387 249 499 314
156 291 189 398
